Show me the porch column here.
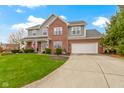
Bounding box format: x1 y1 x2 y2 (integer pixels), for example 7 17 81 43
40 42 43 52
35 41 38 52
47 39 49 48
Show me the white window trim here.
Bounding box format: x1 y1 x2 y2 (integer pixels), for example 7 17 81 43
53 41 62 48
54 27 62 35
32 30 37 36
71 26 82 35
42 29 48 36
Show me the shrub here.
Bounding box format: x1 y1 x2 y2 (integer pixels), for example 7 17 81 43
24 48 34 53
56 48 62 55
19 50 23 53
111 49 116 54
42 51 45 54
11 50 20 53
1 52 13 56
117 39 124 55
45 48 51 54
104 48 116 54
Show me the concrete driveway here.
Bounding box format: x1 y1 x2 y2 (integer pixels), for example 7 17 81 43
24 55 124 88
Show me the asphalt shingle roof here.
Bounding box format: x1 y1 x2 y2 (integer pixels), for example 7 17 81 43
27 24 41 30
68 21 87 26
86 29 103 38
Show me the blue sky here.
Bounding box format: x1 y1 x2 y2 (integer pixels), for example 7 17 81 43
0 5 117 43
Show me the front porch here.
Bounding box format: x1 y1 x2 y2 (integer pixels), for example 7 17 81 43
22 37 48 53
26 41 47 52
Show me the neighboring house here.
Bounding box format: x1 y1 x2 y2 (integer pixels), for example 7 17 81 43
22 14 103 54
1 44 19 51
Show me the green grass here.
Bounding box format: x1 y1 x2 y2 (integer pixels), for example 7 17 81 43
0 54 65 88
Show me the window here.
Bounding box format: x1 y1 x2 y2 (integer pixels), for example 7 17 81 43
71 26 81 35
42 29 48 36
54 27 62 35
33 33 36 36
53 41 62 48
32 30 37 36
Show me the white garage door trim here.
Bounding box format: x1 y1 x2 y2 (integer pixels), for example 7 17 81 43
71 42 98 54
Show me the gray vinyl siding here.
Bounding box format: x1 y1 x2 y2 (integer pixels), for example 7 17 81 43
41 14 56 28
28 30 32 36
28 30 42 37
27 14 56 37
68 26 85 37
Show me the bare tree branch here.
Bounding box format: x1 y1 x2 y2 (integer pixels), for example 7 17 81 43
8 28 26 44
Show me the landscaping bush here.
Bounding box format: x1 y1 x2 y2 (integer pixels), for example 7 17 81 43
117 39 124 55
19 50 23 53
56 48 62 55
45 48 51 54
42 51 45 54
111 49 117 54
11 50 20 53
23 48 34 53
1 52 13 56
104 48 116 54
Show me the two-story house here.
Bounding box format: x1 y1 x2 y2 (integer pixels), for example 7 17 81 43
22 14 103 54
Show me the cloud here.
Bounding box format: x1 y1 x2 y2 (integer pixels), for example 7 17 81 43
11 15 45 30
59 15 67 20
20 5 46 9
0 24 12 43
27 15 45 24
16 8 25 13
92 17 110 28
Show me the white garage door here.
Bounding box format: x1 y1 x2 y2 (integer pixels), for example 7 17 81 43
72 43 98 54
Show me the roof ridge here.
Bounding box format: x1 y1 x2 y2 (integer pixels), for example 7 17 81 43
68 20 87 25
68 20 86 22
86 29 97 31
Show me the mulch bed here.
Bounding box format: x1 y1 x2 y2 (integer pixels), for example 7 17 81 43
110 54 124 58
50 55 69 61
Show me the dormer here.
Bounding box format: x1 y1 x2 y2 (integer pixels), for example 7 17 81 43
68 21 87 37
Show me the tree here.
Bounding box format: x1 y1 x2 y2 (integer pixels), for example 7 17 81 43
101 6 124 54
0 43 3 53
8 28 26 44
117 39 124 55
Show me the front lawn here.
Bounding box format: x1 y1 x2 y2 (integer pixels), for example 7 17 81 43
0 54 65 88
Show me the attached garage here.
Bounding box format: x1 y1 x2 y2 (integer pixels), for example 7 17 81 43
71 42 98 54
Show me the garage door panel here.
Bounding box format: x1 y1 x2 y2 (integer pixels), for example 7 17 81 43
72 43 98 54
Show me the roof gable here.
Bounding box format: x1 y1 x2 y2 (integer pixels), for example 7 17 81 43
48 16 68 26
40 14 57 28
27 14 57 30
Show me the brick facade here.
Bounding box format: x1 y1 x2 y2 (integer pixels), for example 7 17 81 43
48 17 69 54
25 14 103 54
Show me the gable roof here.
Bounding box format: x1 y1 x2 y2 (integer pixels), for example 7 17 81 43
39 14 57 28
27 24 41 30
48 16 69 26
27 14 57 30
86 29 103 38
